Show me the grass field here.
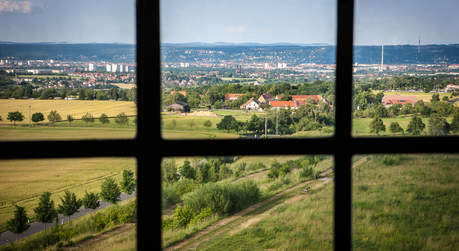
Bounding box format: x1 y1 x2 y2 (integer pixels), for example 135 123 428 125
352 154 459 250
0 157 136 232
378 91 451 102
0 99 136 125
0 126 135 141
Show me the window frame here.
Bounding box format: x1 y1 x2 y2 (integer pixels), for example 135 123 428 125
0 0 457 250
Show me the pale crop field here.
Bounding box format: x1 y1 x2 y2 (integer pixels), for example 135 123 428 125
0 157 136 231
0 99 136 124
0 127 135 141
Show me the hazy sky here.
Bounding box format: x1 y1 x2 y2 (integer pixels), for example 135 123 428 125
1 0 458 45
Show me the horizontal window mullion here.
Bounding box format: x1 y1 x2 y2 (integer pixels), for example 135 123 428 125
0 140 139 159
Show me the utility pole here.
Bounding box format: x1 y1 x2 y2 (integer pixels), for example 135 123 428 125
29 105 31 126
264 114 267 138
276 108 279 136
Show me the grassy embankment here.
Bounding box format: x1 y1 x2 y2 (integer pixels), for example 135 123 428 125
0 198 136 251
161 155 333 248
193 154 458 250
0 158 136 232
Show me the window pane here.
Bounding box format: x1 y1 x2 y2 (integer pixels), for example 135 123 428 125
353 0 459 137
0 157 137 249
352 154 458 250
160 0 336 139
161 155 333 250
0 1 136 141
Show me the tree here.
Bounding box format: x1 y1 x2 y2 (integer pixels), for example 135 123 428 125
81 112 95 124
47 110 62 125
162 159 179 183
34 192 57 230
115 112 129 126
100 177 121 204
179 160 195 179
407 115 425 135
58 191 82 223
451 110 459 133
428 114 450 136
67 114 74 126
99 113 110 124
31 112 44 124
389 122 404 134
7 205 30 240
203 120 212 128
7 111 24 125
82 191 100 209
216 115 238 132
120 169 136 195
369 117 386 135
431 93 440 103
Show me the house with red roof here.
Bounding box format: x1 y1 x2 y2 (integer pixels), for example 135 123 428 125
240 97 261 110
382 95 419 107
291 95 324 103
170 90 187 97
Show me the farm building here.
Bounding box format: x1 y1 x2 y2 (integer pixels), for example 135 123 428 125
382 95 419 107
240 97 261 110
166 101 190 113
291 95 323 103
258 93 272 103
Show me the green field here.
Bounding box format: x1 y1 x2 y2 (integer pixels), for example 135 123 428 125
378 91 451 102
0 157 136 232
0 99 136 125
352 154 459 250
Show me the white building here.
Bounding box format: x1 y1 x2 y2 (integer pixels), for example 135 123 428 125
111 64 118 72
88 63 94 71
106 64 112 72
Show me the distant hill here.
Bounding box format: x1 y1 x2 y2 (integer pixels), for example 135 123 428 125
161 43 459 65
0 43 135 62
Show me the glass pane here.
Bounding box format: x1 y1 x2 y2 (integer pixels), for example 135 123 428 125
0 1 136 141
160 0 336 139
352 154 458 250
353 0 459 137
161 155 333 250
0 157 137 249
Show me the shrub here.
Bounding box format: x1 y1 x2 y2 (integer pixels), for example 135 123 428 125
162 184 181 209
267 177 290 192
172 205 195 227
183 180 260 215
381 155 400 166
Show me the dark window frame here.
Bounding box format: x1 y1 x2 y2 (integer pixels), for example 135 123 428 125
0 0 457 250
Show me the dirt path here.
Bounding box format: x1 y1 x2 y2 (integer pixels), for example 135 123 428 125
164 157 367 250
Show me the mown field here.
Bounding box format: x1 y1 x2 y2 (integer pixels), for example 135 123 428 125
0 158 136 232
352 154 459 250
0 99 136 125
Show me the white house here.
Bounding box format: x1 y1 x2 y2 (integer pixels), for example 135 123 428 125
240 97 261 110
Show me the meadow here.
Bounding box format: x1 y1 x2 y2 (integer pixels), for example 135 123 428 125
0 157 136 232
352 154 459 250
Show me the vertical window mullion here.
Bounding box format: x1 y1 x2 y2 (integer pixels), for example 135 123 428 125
335 0 354 250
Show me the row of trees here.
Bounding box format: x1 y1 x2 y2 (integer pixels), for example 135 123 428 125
6 170 136 239
370 111 459 136
3 110 133 126
0 85 136 102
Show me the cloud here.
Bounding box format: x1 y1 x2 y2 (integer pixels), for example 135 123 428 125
0 0 33 14
225 26 246 33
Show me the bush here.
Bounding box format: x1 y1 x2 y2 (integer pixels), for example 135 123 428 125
183 180 260 216
162 184 181 209
267 177 290 192
172 205 195 227
381 155 400 166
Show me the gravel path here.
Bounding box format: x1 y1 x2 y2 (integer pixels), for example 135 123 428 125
0 192 136 247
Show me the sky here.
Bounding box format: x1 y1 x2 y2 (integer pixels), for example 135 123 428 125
0 0 458 45
0 0 135 43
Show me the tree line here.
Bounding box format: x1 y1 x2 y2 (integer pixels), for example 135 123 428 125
5 170 136 240
3 110 134 127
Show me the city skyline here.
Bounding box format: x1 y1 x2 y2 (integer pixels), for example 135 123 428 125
0 0 458 45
